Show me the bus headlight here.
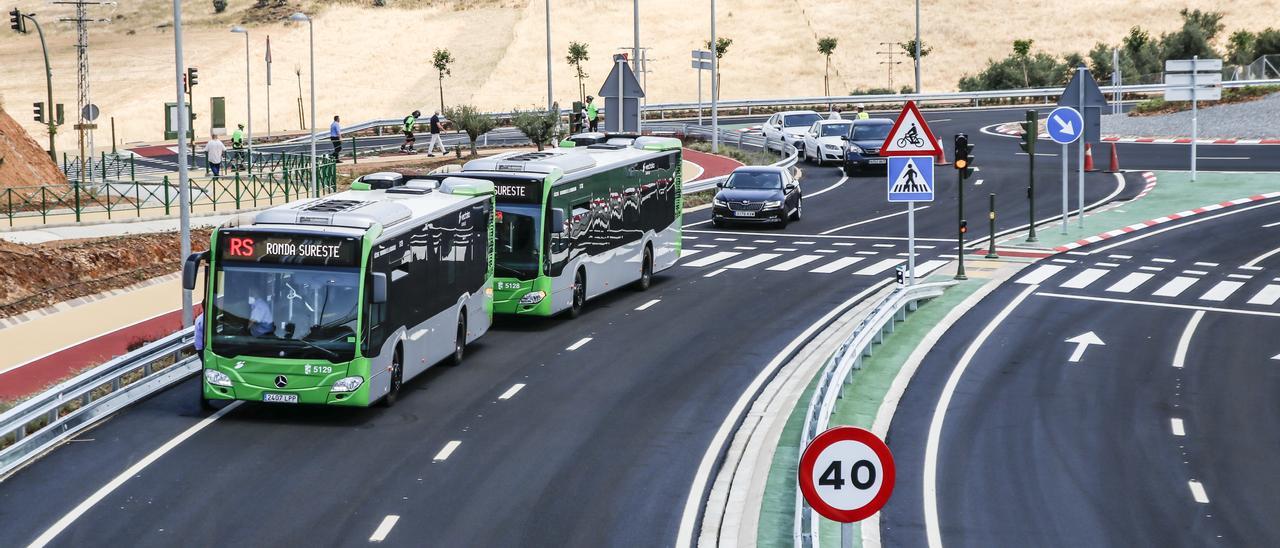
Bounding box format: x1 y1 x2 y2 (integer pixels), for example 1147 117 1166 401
330 376 364 393
519 291 546 305
204 368 232 387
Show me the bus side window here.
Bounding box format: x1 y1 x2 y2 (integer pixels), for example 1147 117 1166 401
571 202 591 238
363 253 390 357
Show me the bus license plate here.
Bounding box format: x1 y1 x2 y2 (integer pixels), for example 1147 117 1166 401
733 211 756 217
263 393 298 404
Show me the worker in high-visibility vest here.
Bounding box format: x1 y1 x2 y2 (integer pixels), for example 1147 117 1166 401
400 110 420 152
230 124 245 170
586 96 599 132
855 104 870 120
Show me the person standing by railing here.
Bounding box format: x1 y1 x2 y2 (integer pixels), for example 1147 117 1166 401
206 133 227 182
330 115 343 162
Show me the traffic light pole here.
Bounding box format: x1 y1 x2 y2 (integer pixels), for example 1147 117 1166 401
955 166 966 280
22 14 57 162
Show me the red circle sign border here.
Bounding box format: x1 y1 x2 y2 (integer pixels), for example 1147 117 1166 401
797 426 896 523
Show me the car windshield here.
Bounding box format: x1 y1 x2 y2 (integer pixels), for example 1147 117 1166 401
852 123 893 141
211 265 360 362
496 204 542 280
784 113 822 128
821 123 853 137
725 171 783 190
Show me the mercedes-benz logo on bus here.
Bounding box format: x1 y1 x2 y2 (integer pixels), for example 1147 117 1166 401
274 375 289 388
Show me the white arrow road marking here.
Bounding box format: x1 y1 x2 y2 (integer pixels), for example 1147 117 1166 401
1053 114 1076 135
1271 353 1280 360
1065 332 1105 363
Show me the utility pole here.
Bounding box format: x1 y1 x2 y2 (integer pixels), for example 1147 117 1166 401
172 0 192 328
913 0 921 93
877 42 904 91
54 0 112 181
633 0 641 132
545 0 553 111
710 0 718 153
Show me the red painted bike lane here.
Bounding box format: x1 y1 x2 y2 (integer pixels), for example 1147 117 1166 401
683 148 743 181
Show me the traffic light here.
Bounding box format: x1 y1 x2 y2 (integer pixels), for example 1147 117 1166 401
9 8 25 33
959 219 968 234
186 67 199 90
1019 110 1037 154
32 101 44 123
954 133 976 180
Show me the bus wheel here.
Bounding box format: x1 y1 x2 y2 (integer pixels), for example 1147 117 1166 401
382 349 403 407
570 270 586 318
637 246 653 291
450 315 467 366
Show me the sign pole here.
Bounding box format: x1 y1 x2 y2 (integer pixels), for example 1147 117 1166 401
1077 66 1085 229
1191 55 1198 182
908 201 916 285
1061 143 1068 234
697 68 703 126
841 521 854 548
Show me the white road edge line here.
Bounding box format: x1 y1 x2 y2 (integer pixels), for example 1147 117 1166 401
1089 199 1280 254
1173 311 1205 369
1189 480 1210 503
675 281 892 547
498 383 526 400
807 175 849 198
924 284 1038 548
566 337 592 351
635 299 661 311
1243 245 1280 268
369 515 400 543
1037 292 1280 318
28 401 245 548
433 441 461 462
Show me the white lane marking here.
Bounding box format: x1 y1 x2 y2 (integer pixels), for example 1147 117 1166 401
1061 268 1110 289
1200 156 1250 160
915 260 952 277
694 244 717 248
807 175 849 198
1199 281 1244 302
1016 152 1059 157
767 255 823 271
675 282 893 547
686 228 953 242
1171 418 1186 437
369 515 400 543
1016 264 1065 285
1038 292 1280 318
498 383 526 400
917 245 936 249
816 249 837 254
1154 277 1199 298
753 239 777 244
1243 245 1280 268
833 242 856 247
774 247 799 252
566 337 592 351
1106 272 1154 293
704 268 728 278
1183 270 1210 276
635 299 661 311
925 285 1038 548
29 400 245 548
1067 251 1089 256
873 243 896 248
1152 258 1177 263
1108 254 1133 260
856 251 879 256
810 256 864 274
1194 262 1219 267
1095 262 1121 268
682 235 698 240
927 118 953 122
433 441 461 462
1247 285 1280 306
714 237 737 242
794 241 816 245
683 251 740 267
680 249 702 258
1227 274 1253 280
1173 311 1205 369
1090 199 1280 254
974 179 984 186
1139 266 1165 272
818 206 933 235
725 253 782 269
1051 259 1077 264
1264 221 1280 228
733 246 758 251
852 258 903 276
1189 481 1210 503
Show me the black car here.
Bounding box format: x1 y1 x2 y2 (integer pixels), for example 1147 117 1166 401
711 167 802 228
842 119 894 176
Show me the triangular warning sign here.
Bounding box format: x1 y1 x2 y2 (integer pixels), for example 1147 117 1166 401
889 158 932 194
599 55 646 98
880 101 942 157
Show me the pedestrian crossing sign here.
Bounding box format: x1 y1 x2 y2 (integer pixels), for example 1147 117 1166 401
887 156 934 202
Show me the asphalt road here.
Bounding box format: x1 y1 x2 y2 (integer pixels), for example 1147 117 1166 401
882 195 1280 546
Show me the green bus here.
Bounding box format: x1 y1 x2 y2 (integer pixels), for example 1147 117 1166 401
421 135 684 317
183 176 496 407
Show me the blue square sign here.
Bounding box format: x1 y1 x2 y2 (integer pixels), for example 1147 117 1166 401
887 156 934 202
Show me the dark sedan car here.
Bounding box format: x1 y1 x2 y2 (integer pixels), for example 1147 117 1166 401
842 119 894 176
711 167 802 228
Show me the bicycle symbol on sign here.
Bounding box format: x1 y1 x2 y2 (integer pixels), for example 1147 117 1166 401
896 124 924 148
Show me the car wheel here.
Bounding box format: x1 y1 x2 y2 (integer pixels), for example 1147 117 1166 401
712 217 724 228
381 348 403 407
777 209 789 229
569 270 586 318
792 198 803 221
636 246 653 290
448 315 466 366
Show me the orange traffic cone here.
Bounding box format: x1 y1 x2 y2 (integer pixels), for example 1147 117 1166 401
1084 143 1099 172
935 140 950 166
1105 142 1121 173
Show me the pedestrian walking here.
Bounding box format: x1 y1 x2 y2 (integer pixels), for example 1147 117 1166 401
231 123 246 170
586 96 599 132
206 133 227 180
400 110 420 153
426 111 447 156
330 115 343 162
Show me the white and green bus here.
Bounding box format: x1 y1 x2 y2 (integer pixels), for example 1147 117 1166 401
183 176 496 407
422 135 684 317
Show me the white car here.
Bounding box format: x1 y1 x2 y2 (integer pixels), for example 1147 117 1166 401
761 110 823 153
801 119 854 166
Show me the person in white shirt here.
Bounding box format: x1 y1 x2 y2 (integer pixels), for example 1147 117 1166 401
205 134 227 179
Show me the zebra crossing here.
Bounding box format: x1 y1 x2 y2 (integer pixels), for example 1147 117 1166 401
677 235 952 277
1017 259 1280 309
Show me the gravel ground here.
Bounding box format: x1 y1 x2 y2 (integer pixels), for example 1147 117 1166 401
1101 92 1280 139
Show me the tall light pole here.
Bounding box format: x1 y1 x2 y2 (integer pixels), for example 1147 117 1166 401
633 0 641 132
231 26 251 173
710 0 718 153
172 0 192 327
913 0 921 93
545 0 553 111
289 12 316 196
10 11 57 161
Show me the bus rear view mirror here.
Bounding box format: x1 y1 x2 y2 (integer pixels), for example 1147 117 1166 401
182 251 209 291
550 209 566 234
371 272 389 304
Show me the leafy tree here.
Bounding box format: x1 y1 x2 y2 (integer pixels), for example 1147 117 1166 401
1254 28 1280 57
1228 30 1257 66
511 103 561 151
1121 26 1163 81
898 39 933 59
1012 39 1034 87
817 37 838 96
566 42 590 103
704 37 733 100
432 49 454 114
212 0 227 13
444 105 496 156
958 48 1076 91
1159 8 1224 61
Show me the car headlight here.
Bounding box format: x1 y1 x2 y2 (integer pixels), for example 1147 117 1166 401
712 197 727 207
847 144 865 154
519 291 546 305
764 200 783 209
823 144 841 151
330 376 364 393
204 368 232 387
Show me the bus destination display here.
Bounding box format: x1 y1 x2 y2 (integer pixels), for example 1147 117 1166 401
219 232 359 267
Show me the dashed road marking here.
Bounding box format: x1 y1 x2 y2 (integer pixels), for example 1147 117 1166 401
1247 285 1280 306
566 337 592 351
694 244 717 248
1173 311 1205 369
498 384 526 400
1183 270 1210 276
853 258 903 276
1194 262 1220 268
434 441 461 462
1188 481 1209 504
683 251 740 267
810 257 864 274
680 249 702 258
1062 269 1110 289
1106 272 1154 294
725 253 782 269
767 255 823 271
753 239 777 244
733 246 757 251
370 515 400 543
1108 254 1133 260
635 299 661 311
1200 281 1244 302
704 268 727 278
1154 277 1198 297
1017 264 1066 285
1152 258 1177 264
1171 418 1186 437
774 247 799 252
1139 266 1164 272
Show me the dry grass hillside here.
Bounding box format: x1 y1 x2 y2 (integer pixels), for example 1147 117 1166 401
0 104 66 187
0 0 1272 158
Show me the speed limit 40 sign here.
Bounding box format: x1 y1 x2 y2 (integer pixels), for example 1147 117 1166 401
798 426 896 522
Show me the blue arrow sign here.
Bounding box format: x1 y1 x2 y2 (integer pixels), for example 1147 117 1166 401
1047 106 1083 145
887 156 934 202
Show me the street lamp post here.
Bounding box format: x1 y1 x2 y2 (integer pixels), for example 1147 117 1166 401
544 0 552 111
710 0 718 153
914 0 921 93
11 12 57 161
172 0 192 327
289 12 317 197
231 26 252 173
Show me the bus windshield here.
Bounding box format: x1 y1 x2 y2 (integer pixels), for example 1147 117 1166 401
496 204 543 279
211 264 360 362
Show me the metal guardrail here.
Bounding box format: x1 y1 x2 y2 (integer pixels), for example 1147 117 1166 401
647 122 798 194
0 330 198 480
792 280 957 548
